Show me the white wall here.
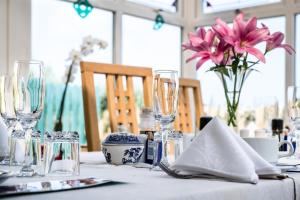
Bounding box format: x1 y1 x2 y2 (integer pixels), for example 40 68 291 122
0 0 8 74
7 0 31 74
0 0 31 75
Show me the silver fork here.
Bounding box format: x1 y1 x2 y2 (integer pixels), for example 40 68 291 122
158 161 216 179
159 161 289 182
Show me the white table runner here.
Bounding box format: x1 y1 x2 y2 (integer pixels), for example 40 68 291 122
1 152 300 200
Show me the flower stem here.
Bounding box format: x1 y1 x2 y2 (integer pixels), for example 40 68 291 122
54 60 75 131
221 73 236 126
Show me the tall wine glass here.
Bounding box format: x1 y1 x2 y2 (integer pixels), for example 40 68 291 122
0 75 17 165
153 70 179 163
287 86 300 158
13 60 45 176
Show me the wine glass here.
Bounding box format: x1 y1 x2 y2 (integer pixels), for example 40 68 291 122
0 75 17 165
153 70 179 163
13 60 45 176
287 86 300 158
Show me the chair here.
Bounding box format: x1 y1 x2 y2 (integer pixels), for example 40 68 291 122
80 62 153 151
174 78 204 132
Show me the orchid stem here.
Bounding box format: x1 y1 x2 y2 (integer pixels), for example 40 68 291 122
54 60 75 131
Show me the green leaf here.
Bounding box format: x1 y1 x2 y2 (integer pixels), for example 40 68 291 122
218 67 230 77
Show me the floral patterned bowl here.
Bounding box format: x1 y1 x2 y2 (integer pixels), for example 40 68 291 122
102 132 145 165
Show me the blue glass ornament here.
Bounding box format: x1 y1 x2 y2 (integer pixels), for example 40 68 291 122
153 13 164 30
73 0 93 18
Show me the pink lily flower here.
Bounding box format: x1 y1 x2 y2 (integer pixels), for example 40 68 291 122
182 28 215 52
212 18 233 38
266 32 295 54
214 13 269 63
182 13 295 72
183 28 227 69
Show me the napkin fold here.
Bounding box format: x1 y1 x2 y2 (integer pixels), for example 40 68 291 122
172 117 280 184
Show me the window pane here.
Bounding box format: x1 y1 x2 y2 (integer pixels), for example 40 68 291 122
122 15 181 72
296 14 300 87
127 0 177 12
203 0 280 13
197 17 286 129
31 0 113 144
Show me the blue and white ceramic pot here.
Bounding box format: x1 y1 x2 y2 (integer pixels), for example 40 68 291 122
102 132 145 165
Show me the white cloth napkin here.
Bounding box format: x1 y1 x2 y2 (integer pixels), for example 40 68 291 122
0 118 8 156
172 117 280 184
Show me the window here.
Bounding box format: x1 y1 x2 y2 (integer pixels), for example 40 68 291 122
203 0 280 13
197 17 286 129
122 15 181 73
31 0 113 144
127 0 177 12
122 15 181 129
296 14 300 87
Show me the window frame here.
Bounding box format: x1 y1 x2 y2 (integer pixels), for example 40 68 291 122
2 0 300 106
200 0 282 15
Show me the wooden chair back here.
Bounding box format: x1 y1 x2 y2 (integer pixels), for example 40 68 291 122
174 78 204 132
80 62 153 151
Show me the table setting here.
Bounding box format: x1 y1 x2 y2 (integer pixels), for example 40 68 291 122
1 13 300 200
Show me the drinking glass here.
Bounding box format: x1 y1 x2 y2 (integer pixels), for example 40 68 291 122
153 70 179 163
44 131 80 176
13 60 45 176
287 86 300 158
0 75 17 165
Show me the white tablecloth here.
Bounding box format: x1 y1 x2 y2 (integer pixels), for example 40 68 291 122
1 152 300 200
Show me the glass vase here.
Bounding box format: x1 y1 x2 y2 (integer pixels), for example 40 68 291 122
216 67 251 128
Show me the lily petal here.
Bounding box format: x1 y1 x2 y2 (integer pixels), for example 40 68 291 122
234 41 246 54
245 17 257 33
233 14 246 39
189 33 204 47
246 28 269 45
197 27 206 39
223 36 235 46
205 30 216 46
211 51 224 65
186 51 209 63
213 18 232 37
279 44 295 55
196 57 210 70
270 32 284 46
246 47 266 63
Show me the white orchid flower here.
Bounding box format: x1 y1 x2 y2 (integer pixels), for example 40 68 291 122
64 36 108 82
67 49 81 62
98 40 108 49
82 35 94 45
80 45 94 56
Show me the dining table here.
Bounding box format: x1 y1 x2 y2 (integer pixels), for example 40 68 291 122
1 151 300 200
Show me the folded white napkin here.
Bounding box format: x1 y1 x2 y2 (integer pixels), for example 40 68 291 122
172 117 280 184
0 118 8 156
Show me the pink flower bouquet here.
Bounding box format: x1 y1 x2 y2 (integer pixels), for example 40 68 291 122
183 13 294 127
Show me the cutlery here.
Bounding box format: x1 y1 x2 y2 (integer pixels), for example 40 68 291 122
159 161 288 181
158 161 216 179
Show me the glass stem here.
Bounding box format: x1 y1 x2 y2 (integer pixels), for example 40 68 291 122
160 123 169 162
18 128 35 176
